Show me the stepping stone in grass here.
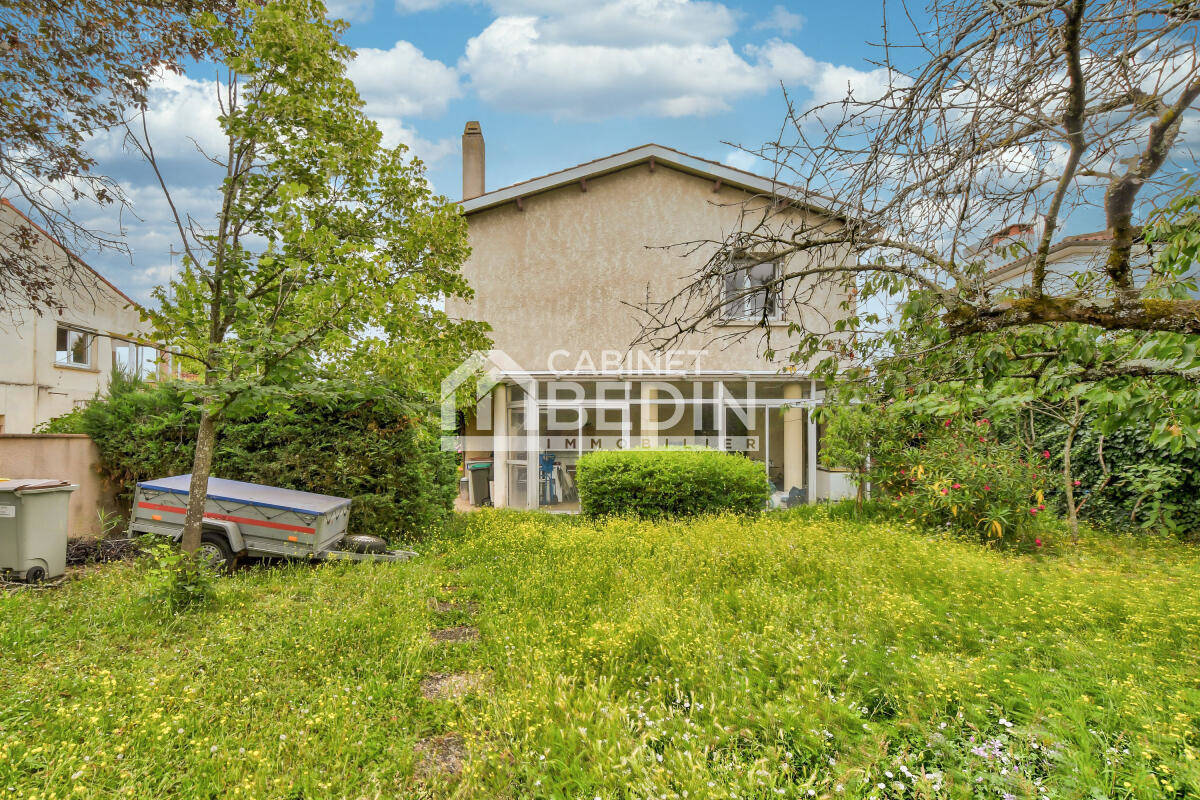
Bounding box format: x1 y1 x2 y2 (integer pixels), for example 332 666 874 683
430 625 479 644
429 598 479 614
413 733 466 780
420 671 490 701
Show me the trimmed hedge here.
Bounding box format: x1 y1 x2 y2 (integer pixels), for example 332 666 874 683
576 448 770 518
43 378 456 541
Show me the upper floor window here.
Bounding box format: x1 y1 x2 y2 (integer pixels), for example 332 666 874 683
55 326 93 368
112 340 162 380
722 259 780 321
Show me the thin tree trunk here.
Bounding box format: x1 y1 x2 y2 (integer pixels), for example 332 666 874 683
180 399 218 553
1062 398 1083 543
178 116 236 555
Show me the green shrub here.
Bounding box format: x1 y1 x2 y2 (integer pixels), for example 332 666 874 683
576 448 770 518
872 413 1052 548
1041 416 1200 537
47 377 456 541
140 539 218 613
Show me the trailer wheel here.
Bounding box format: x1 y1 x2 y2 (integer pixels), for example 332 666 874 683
340 534 388 555
198 533 235 572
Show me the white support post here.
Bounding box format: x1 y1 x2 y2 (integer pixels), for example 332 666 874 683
716 380 726 450
491 382 508 508
638 383 658 448
807 382 819 504
526 385 539 509
782 382 805 495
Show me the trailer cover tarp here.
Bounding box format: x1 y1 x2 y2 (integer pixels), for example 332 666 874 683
137 474 350 516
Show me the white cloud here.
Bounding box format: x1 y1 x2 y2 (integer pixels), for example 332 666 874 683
750 39 892 106
373 117 457 165
394 0 456 10
753 5 804 36
327 0 375 22
346 41 460 166
90 71 226 162
384 0 878 121
461 15 762 118
393 0 736 43
723 149 759 172
534 0 736 47
349 40 462 118
459 7 888 121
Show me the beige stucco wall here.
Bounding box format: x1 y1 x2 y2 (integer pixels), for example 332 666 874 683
0 434 120 537
0 203 149 434
447 163 849 374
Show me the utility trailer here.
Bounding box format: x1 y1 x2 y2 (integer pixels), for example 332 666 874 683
129 474 415 569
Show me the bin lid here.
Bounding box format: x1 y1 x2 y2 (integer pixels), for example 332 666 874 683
0 478 75 493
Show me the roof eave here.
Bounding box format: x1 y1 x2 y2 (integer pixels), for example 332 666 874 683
0 198 142 311
458 144 848 222
983 234 1115 280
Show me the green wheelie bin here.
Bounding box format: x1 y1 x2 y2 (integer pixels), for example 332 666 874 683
0 478 77 582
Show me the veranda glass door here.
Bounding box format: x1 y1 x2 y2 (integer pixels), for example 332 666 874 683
533 397 630 510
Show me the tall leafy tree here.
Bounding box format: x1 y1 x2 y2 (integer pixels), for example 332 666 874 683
134 0 477 553
634 0 1200 532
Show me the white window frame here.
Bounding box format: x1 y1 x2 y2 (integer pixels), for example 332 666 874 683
55 325 94 369
722 258 782 321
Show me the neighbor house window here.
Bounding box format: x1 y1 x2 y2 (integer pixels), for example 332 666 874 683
112 340 161 380
55 326 93 368
723 259 780 320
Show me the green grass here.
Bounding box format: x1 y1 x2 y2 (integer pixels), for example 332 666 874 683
1 510 1199 799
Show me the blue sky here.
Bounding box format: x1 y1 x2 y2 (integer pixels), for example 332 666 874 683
333 0 892 194
78 0 908 303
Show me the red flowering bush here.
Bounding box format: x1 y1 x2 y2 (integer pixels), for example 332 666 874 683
871 414 1051 546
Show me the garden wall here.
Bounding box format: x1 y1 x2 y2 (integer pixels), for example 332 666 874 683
0 434 119 537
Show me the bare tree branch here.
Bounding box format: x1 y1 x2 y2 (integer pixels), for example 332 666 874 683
634 0 1200 367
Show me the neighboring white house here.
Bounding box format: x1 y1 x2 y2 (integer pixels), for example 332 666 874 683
446 124 857 510
0 199 166 434
985 227 1141 293
977 221 1197 294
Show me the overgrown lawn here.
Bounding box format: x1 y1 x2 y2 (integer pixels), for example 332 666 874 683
1 510 1197 798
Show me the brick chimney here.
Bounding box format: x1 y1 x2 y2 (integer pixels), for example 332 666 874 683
462 121 485 201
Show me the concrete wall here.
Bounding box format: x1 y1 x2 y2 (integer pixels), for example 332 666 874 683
0 202 150 434
447 162 850 374
0 434 120 538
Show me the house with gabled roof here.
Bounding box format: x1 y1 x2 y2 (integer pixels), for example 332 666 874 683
446 123 857 510
0 199 168 434
975 221 1200 294
984 227 1144 293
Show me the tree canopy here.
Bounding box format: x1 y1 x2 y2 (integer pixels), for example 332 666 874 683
639 0 1199 349
633 1 1199 536
0 0 236 316
134 0 484 551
